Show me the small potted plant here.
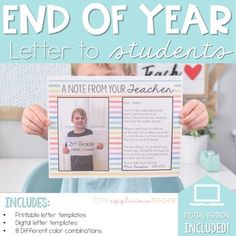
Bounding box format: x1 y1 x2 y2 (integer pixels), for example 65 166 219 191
181 112 215 164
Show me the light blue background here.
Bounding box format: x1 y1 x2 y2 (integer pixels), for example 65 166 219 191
179 177 236 236
0 0 235 62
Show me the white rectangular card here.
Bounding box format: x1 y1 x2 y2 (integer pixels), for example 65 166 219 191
48 76 182 178
138 63 206 97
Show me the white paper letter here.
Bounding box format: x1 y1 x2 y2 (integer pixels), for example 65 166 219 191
112 5 127 35
3 5 18 34
182 4 208 35
83 3 110 35
211 5 231 34
166 5 181 34
20 5 46 34
48 5 70 34
139 4 164 35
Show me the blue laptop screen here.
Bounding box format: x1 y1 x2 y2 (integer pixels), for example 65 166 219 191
195 186 219 202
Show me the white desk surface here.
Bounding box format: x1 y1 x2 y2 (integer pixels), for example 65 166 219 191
0 159 46 192
0 159 236 192
180 163 236 191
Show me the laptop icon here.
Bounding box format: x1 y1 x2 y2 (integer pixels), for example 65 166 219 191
190 184 224 206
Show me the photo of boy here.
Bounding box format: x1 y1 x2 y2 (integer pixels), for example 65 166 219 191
62 107 104 171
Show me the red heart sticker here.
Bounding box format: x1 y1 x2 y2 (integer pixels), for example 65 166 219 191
184 64 202 80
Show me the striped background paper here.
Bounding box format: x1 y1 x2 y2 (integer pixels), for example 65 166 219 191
48 76 182 178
